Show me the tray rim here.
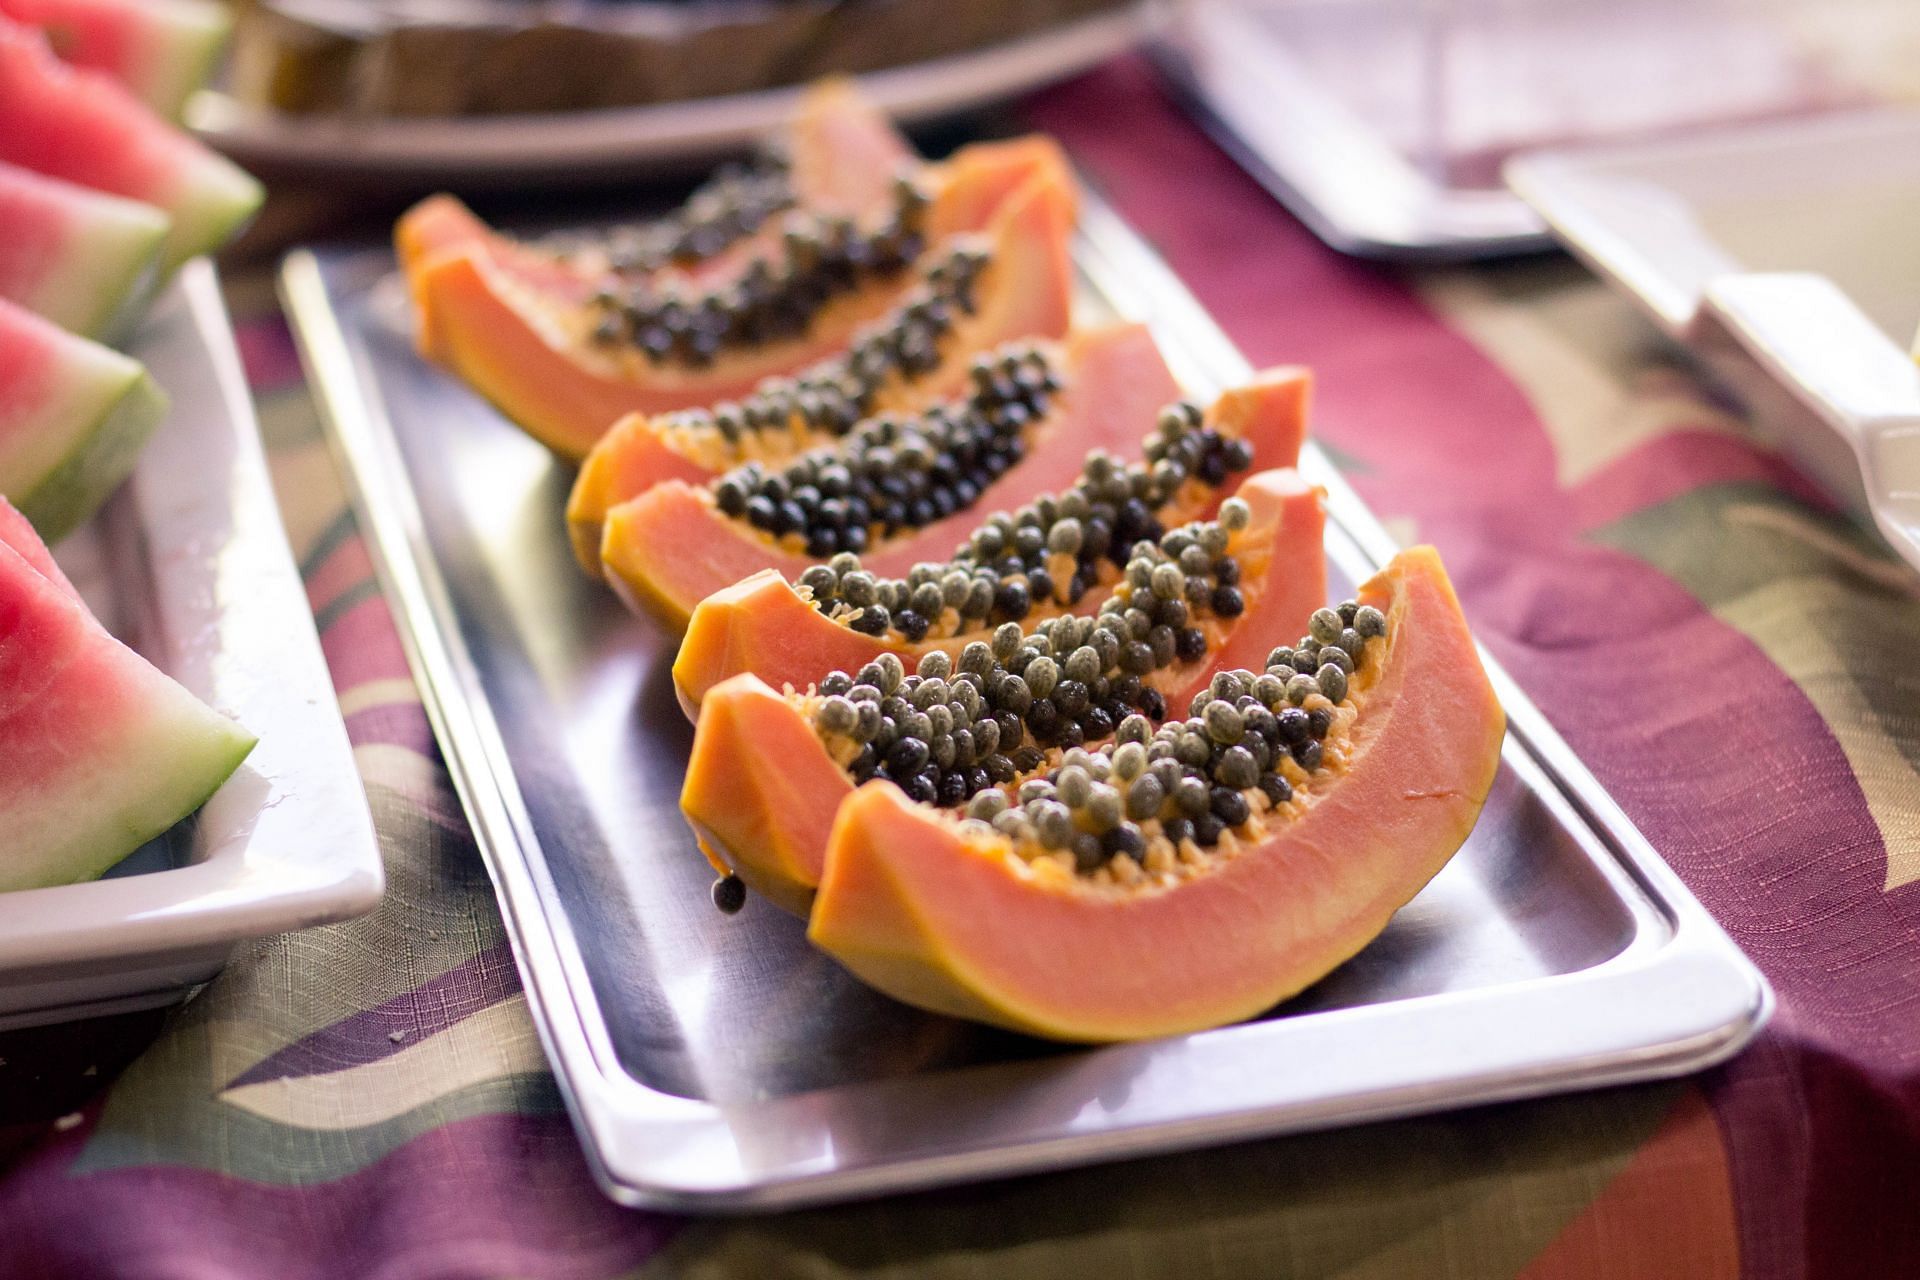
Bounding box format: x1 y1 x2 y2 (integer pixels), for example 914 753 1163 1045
0 260 384 1024
279 196 1771 1212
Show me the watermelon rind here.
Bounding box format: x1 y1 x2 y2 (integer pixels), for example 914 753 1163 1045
135 0 230 121
0 534 256 892
0 166 170 338
12 364 165 541
0 315 168 542
0 0 231 120
160 147 261 273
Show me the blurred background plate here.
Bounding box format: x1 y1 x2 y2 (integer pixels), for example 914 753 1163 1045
188 3 1153 184
1154 0 1920 261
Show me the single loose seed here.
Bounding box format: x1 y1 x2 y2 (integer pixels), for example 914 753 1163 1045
712 874 747 914
917 650 952 680
1317 663 1349 703
1056 765 1092 809
1355 604 1387 638
1309 607 1343 645
1219 498 1250 532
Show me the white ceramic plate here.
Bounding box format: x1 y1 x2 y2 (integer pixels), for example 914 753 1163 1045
1508 109 1920 574
0 260 383 1031
187 7 1153 183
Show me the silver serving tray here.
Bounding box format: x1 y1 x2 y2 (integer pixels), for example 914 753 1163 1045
280 193 1770 1211
0 261 383 1030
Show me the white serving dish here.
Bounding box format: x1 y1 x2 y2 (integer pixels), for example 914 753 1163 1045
0 260 383 1030
1508 109 1920 574
187 6 1153 183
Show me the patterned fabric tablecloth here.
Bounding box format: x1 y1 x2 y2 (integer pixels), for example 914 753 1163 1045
2 58 1917 1279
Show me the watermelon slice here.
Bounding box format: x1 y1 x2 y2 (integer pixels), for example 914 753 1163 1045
0 496 255 892
0 488 75 595
0 0 227 119
0 18 260 272
0 160 167 337
0 294 166 541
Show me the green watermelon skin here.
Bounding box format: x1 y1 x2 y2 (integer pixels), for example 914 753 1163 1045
0 499 255 891
0 19 259 272
0 0 228 119
0 294 167 542
0 160 168 338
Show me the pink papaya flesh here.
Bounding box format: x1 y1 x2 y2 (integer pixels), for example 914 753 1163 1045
680 468 1329 917
808 546 1506 1042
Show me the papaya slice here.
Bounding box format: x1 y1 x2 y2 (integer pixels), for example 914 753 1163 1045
396 81 914 297
672 368 1311 711
807 547 1505 1042
681 468 1328 917
597 323 1179 618
568 175 1080 566
398 100 1072 460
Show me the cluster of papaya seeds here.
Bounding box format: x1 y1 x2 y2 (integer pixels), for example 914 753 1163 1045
666 369 1311 711
678 464 1333 917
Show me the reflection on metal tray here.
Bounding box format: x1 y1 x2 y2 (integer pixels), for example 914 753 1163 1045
280 190 1770 1211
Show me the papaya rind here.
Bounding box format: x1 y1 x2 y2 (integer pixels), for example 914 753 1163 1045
807 546 1506 1042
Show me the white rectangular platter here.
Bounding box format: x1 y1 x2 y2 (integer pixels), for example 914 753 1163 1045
0 260 383 1030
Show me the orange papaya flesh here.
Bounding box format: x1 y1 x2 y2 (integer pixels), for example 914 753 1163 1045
679 469 1329 918
806 546 1505 1042
669 366 1312 711
399 136 1071 462
394 81 911 299
597 322 1176 618
568 172 1078 568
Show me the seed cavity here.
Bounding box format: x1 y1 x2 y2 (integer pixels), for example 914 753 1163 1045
590 173 933 367
798 401 1254 645
713 343 1059 558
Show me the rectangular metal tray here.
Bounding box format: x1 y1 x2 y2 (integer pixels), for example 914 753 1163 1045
280 192 1771 1211
0 261 383 1030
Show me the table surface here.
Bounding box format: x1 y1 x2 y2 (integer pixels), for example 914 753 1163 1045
3 56 1917 1280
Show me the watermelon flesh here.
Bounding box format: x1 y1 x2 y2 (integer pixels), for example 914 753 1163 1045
0 497 255 891
0 160 167 337
0 293 166 541
0 488 74 595
0 18 259 272
0 0 227 119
